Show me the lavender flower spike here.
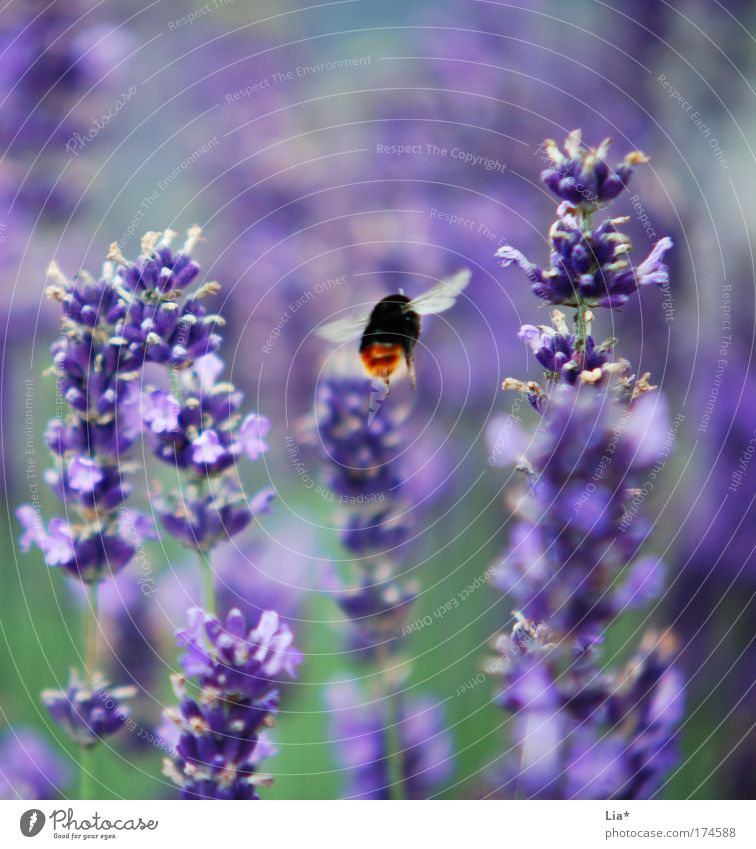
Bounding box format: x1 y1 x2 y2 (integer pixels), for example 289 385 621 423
163 607 301 799
311 369 454 798
489 133 683 800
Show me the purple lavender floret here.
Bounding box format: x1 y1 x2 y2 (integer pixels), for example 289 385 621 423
540 131 648 207
142 357 270 476
142 352 274 550
116 230 223 369
600 633 685 800
177 608 301 698
314 375 405 502
497 205 673 309
164 608 301 799
17 504 153 582
155 484 274 552
0 728 71 800
519 323 608 382
515 308 623 401
41 672 136 748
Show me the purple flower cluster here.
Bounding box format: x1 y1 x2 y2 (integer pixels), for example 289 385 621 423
162 608 301 799
495 619 683 799
498 204 673 309
142 352 274 551
314 375 406 504
492 389 670 643
489 133 683 799
540 131 648 209
41 672 136 748
504 308 629 413
116 230 222 368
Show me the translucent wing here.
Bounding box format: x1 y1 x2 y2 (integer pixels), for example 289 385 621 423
405 269 472 316
315 310 370 344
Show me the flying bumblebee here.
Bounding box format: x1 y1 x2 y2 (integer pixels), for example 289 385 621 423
315 270 471 390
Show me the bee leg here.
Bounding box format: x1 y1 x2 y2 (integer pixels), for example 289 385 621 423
406 354 417 390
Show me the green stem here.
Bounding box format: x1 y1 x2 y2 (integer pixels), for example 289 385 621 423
376 643 406 800
80 583 99 800
198 548 216 615
84 583 99 681
79 745 96 800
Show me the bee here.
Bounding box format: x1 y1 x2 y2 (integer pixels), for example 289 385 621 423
315 270 471 390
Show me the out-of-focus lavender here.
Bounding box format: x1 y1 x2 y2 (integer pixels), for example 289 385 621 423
309 370 454 798
0 727 71 800
326 680 452 800
486 133 683 799
41 672 136 748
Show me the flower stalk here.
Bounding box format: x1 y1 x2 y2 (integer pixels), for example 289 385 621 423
490 132 683 799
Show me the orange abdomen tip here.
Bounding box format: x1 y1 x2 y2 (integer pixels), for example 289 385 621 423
360 343 403 381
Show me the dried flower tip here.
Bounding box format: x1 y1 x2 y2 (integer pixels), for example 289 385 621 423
515 457 536 476
638 627 679 659
183 225 202 254
162 759 184 784
550 309 569 335
195 281 221 298
625 150 650 165
511 609 538 637
45 285 67 302
140 231 162 257
603 359 631 375
579 367 604 384
159 229 177 247
46 261 70 288
632 372 658 399
563 128 583 159
502 377 530 393
106 242 128 266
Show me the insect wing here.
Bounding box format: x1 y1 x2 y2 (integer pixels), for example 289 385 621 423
405 269 471 316
315 310 369 344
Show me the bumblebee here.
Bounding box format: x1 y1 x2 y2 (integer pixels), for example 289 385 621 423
315 270 471 389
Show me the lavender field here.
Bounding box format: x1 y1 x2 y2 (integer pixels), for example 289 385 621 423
0 0 754 806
